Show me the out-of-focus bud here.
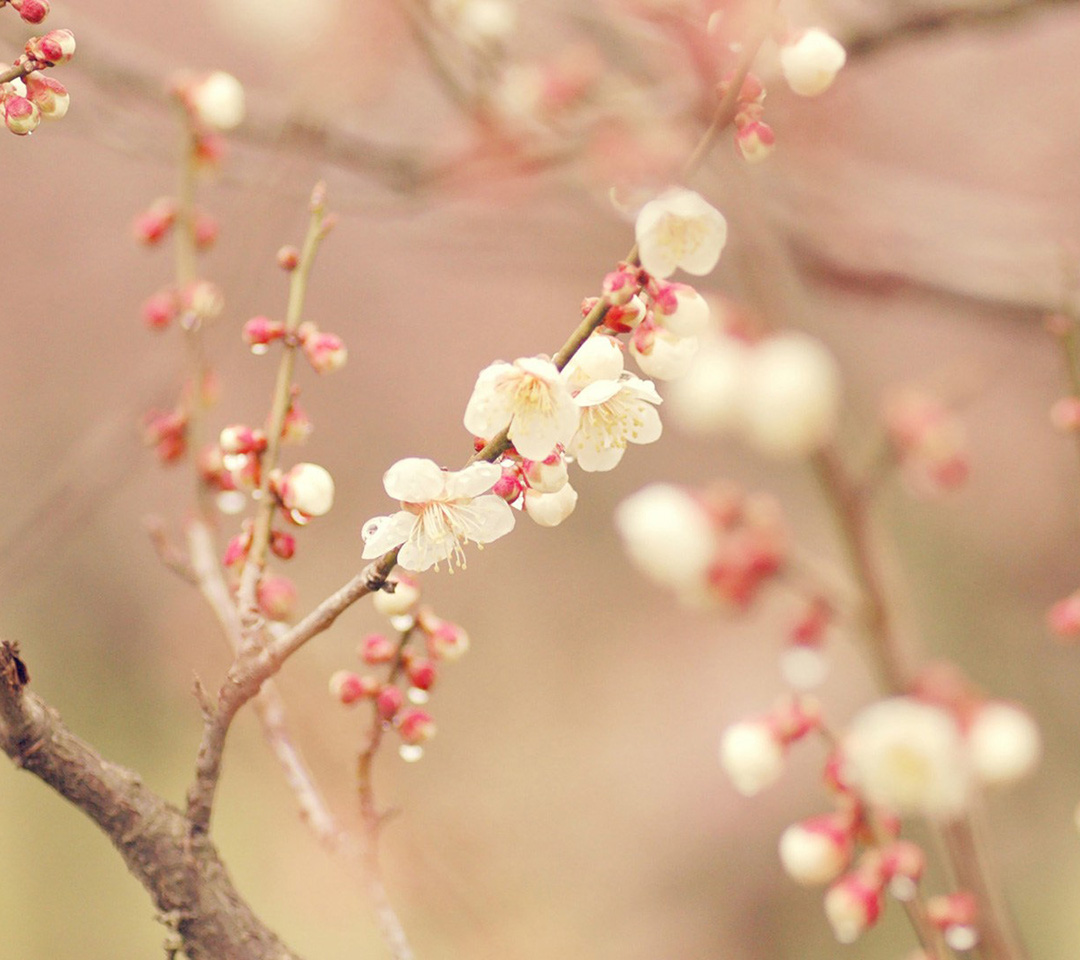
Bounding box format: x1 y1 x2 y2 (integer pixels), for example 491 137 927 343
398 708 436 745
779 28 846 97
376 685 404 721
189 70 245 130
141 289 178 330
24 72 67 119
718 718 785 796
329 670 369 706
132 198 177 246
967 701 1041 785
256 574 297 621
421 614 470 661
824 871 884 943
243 315 286 350
735 119 775 162
360 633 396 665
219 424 267 455
277 462 335 518
302 330 348 374
778 812 854 886
373 575 422 618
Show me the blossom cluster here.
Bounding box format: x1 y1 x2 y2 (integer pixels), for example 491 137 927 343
718 670 1041 945
1 27 74 136
330 574 470 760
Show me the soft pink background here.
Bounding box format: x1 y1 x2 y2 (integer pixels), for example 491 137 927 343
1 1 1079 958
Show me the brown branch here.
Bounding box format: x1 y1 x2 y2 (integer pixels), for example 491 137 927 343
0 641 308 960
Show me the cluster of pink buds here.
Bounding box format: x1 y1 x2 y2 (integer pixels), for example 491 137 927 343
883 386 969 496
330 576 470 760
718 71 775 163
487 442 578 528
1 26 74 136
241 316 348 373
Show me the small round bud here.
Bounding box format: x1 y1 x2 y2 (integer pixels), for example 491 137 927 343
189 71 245 130
277 462 335 518
25 28 76 65
277 246 300 270
718 719 785 796
219 424 266 455
12 0 50 24
194 213 219 250
4 93 40 135
269 529 296 560
372 575 422 618
360 633 396 665
376 685 404 721
302 331 348 374
967 701 1041 785
824 872 884 944
398 708 436 745
256 574 297 621
735 119 775 162
329 670 367 706
141 289 178 330
24 72 68 119
406 658 437 691
778 813 853 886
780 29 846 97
243 315 285 349
132 198 177 246
422 616 470 661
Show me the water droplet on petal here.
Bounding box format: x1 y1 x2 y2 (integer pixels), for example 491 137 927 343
399 744 424 763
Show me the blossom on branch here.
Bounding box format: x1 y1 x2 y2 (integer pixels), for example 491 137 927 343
464 356 580 459
634 188 727 280
362 458 515 572
779 29 846 97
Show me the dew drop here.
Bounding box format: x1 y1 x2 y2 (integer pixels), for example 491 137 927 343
399 744 424 763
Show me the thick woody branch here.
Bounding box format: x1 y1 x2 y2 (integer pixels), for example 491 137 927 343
0 641 307 960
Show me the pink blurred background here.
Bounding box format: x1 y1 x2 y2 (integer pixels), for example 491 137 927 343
1 1 1080 958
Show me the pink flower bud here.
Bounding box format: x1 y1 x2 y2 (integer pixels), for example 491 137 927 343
780 29 845 97
650 282 711 338
11 0 50 24
927 891 979 950
132 198 177 245
601 294 647 334
778 812 854 886
376 685 404 720
280 404 313 444
398 708 436 745
735 119 775 162
222 531 251 569
967 701 1041 785
142 409 187 463
360 633 396 665
406 657 437 691
880 840 926 900
329 670 367 706
25 28 76 65
24 72 67 119
602 264 642 306
269 529 296 560
193 133 226 167
277 462 335 518
492 470 524 503
256 574 297 622
1049 592 1080 641
277 246 300 270
141 289 178 330
219 424 267 455
194 212 219 250
824 871 884 944
423 617 470 661
4 94 40 135
188 71 245 130
769 694 821 744
302 330 348 374
181 279 224 323
372 575 422 617
243 315 285 349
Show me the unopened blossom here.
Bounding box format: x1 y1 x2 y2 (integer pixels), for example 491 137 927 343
4 95 39 135
650 282 711 338
615 483 716 589
665 333 749 434
523 481 578 527
189 71 245 130
561 333 624 391
719 718 786 796
739 334 841 458
778 812 853 886
420 613 470 660
780 28 846 97
634 188 727 280
24 73 68 119
277 462 335 518
521 451 569 494
629 320 698 380
824 870 884 943
843 697 971 819
464 357 580 460
25 28 76 65
967 701 1041 785
256 574 297 621
398 708 437 745
568 347 662 471
11 0 50 24
735 119 775 162
372 574 421 618
361 458 515 572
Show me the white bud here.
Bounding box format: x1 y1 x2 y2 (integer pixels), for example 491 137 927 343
279 462 334 517
967 702 1041 785
780 29 847 97
191 71 245 130
523 482 578 527
665 334 749 434
615 483 716 589
719 719 785 796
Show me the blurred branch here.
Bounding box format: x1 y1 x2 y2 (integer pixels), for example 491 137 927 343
0 640 310 960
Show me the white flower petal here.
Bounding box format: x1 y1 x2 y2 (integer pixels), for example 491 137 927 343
443 461 502 499
361 512 417 558
383 458 447 502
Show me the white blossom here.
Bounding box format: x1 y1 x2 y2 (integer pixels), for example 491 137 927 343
464 356 579 460
665 333 750 434
843 697 971 819
278 462 335 518
739 334 841 458
780 28 846 97
634 188 727 280
361 458 515 572
560 334 624 392
630 326 698 381
615 483 716 588
570 374 662 471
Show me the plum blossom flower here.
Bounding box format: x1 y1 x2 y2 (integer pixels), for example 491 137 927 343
361 458 515 572
464 356 580 460
843 697 971 820
780 29 846 97
569 369 662 471
634 188 727 280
